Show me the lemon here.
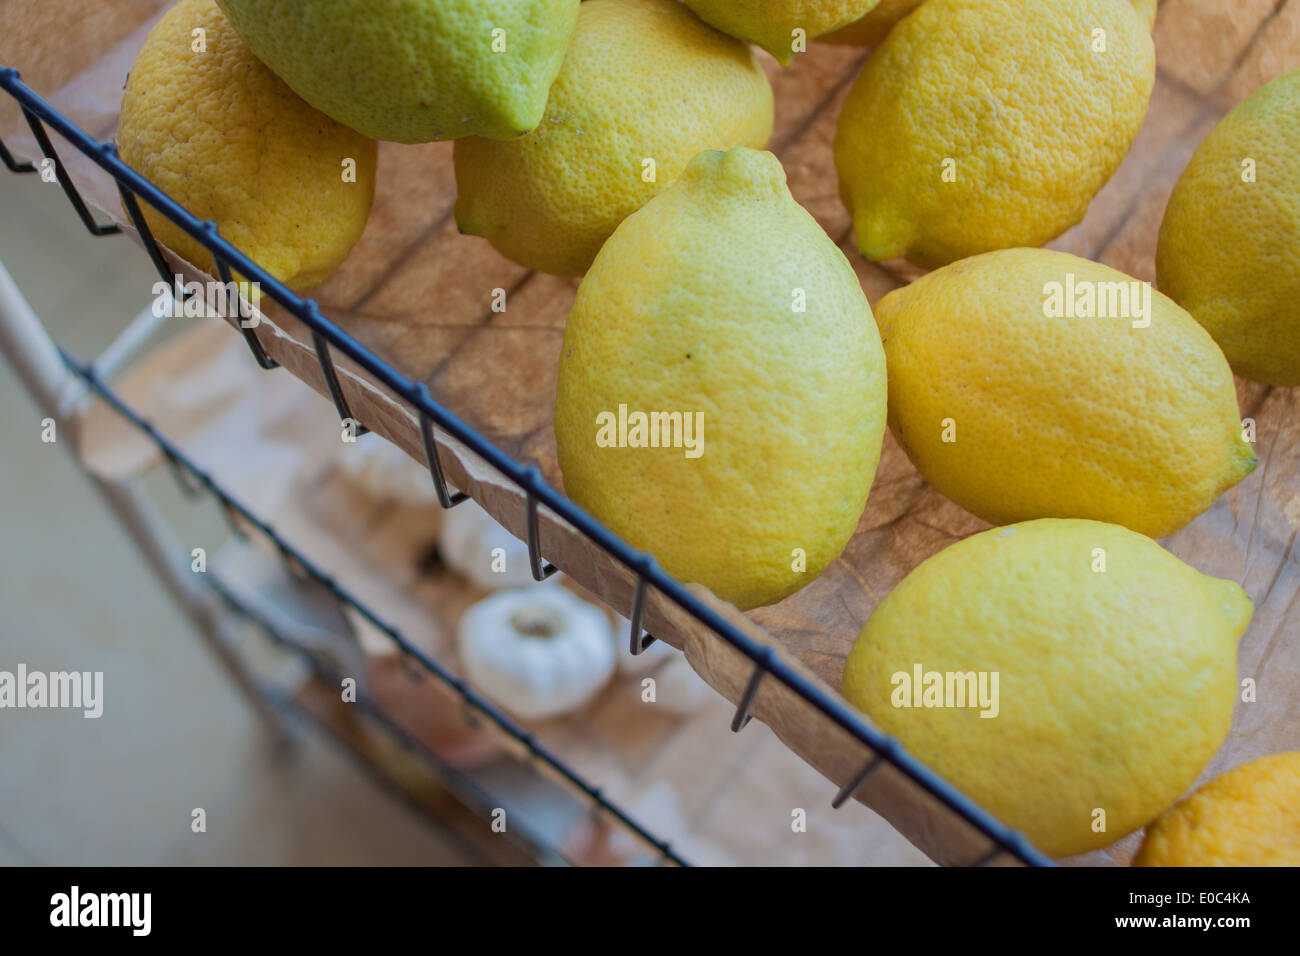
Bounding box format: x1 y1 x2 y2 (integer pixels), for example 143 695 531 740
834 0 1155 268
816 0 924 47
843 518 1251 858
1157 69 1300 386
454 0 773 277
216 0 580 143
1136 752 1300 867
683 0 882 65
119 0 377 292
878 248 1256 538
820 0 1155 47
554 148 887 611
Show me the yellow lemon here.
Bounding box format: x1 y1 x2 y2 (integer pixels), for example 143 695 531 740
816 0 924 47
843 518 1251 858
119 0 376 292
555 148 887 611
683 0 882 64
1136 752 1300 866
878 248 1256 538
454 0 773 277
819 0 1155 47
1158 69 1300 386
216 0 580 143
834 0 1154 268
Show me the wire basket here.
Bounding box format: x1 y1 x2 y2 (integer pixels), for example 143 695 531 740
0 64 1049 867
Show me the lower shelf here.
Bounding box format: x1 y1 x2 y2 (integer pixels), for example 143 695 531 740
75 318 930 866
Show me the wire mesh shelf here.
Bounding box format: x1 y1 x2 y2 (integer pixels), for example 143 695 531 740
59 345 685 866
0 65 1052 867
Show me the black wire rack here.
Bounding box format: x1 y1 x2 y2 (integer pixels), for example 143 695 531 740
201 537 575 867
61 346 685 866
210 573 572 867
0 65 1053 867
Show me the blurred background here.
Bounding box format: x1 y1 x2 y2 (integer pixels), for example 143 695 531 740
0 166 489 866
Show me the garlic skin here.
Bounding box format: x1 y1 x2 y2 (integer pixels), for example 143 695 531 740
441 499 551 591
336 432 439 506
459 587 615 721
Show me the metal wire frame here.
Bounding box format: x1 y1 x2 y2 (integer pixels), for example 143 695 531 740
414 382 467 509
118 181 278 372
627 569 659 657
19 107 118 236
0 136 35 173
0 67 1051 867
59 346 686 867
206 577 572 867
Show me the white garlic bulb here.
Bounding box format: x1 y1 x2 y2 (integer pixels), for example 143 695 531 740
458 587 615 721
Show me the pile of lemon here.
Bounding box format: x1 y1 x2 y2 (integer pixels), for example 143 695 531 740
115 0 1298 864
